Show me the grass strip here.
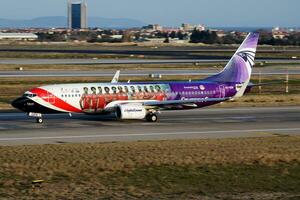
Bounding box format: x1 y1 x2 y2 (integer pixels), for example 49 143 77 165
0 137 299 199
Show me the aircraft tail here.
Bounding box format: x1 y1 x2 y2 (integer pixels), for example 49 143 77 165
205 33 259 96
204 32 259 97
205 32 259 83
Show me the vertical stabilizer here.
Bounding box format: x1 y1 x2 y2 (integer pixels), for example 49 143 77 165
204 33 259 98
205 33 259 83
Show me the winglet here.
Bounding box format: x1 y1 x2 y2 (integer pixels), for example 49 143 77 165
111 70 120 83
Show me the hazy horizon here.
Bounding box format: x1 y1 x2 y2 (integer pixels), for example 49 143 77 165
0 0 299 27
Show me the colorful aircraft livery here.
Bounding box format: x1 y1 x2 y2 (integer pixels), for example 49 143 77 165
12 33 259 123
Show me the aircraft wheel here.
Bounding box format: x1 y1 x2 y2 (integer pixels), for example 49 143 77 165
36 118 43 124
146 113 158 122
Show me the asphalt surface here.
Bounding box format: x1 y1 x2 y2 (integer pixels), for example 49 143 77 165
0 69 298 78
0 106 299 146
0 58 299 65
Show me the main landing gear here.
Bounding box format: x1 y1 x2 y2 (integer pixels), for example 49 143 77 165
146 112 158 122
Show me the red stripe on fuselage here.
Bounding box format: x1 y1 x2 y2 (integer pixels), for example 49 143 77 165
30 88 82 113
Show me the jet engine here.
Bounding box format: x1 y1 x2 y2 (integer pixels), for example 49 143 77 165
115 104 147 120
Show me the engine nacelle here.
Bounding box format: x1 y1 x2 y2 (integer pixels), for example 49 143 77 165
115 104 147 120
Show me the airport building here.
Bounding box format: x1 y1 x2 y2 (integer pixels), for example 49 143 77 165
181 23 205 32
142 24 163 32
0 32 38 40
68 0 88 29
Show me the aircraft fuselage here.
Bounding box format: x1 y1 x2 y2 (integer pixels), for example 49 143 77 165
12 81 238 114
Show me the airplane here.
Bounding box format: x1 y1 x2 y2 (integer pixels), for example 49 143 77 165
12 32 259 123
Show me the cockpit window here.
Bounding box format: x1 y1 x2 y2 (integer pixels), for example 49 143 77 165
23 93 37 98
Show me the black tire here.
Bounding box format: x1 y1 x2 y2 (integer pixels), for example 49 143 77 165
36 118 43 124
146 113 158 122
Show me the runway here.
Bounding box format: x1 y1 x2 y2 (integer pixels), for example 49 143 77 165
1 58 228 65
0 58 299 65
0 106 299 146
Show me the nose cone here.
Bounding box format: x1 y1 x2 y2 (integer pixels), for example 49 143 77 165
11 97 29 112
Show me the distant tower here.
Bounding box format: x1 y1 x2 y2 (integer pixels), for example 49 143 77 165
68 0 87 29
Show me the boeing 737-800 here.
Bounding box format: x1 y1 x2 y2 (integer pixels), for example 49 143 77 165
12 33 259 123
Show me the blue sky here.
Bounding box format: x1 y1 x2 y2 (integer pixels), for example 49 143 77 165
1 0 299 27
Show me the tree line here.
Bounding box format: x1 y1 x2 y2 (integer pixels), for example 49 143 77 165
36 29 300 46
190 30 300 46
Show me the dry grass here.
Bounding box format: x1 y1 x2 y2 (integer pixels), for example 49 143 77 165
216 94 300 108
0 63 299 72
1 42 300 59
0 137 300 199
0 63 202 71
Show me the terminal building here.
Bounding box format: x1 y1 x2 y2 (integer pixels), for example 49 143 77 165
67 0 88 29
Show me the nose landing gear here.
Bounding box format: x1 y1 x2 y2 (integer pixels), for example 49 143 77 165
28 112 43 124
36 117 43 124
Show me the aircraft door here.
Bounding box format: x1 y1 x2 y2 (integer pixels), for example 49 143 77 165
219 85 226 98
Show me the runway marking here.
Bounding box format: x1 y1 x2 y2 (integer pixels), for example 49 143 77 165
0 128 299 142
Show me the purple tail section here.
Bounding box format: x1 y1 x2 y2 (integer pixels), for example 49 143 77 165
204 33 259 83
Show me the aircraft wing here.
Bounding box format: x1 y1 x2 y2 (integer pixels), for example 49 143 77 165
143 97 230 107
248 81 285 87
